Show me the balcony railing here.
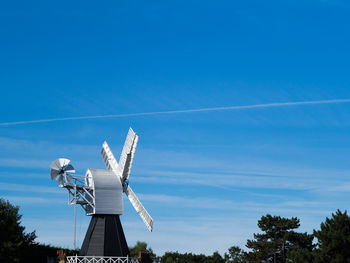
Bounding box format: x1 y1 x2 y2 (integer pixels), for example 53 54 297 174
66 256 139 263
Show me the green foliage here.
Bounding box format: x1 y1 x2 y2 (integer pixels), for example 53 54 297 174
160 251 224 263
0 198 36 263
22 243 79 262
245 214 314 263
313 209 350 263
287 248 314 263
208 251 225 263
224 246 245 263
129 241 156 259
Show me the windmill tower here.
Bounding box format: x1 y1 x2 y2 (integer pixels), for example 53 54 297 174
50 128 153 258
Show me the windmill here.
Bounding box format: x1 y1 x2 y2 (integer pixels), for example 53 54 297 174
50 128 153 258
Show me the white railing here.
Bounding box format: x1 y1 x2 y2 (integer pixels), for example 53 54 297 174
66 256 139 263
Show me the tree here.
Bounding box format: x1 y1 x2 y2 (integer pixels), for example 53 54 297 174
129 241 156 259
313 209 350 263
0 198 36 263
287 247 314 263
207 251 225 263
245 214 314 263
160 251 224 263
224 246 245 263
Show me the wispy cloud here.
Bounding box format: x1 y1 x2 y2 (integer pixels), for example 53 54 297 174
134 169 345 192
0 137 98 156
1 99 350 126
138 193 331 215
0 158 49 169
0 182 61 194
2 195 64 205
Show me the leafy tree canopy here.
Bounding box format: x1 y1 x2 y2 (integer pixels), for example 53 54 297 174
129 241 156 259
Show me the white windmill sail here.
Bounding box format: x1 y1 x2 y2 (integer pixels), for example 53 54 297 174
101 141 119 172
125 185 153 232
121 134 138 182
118 128 138 181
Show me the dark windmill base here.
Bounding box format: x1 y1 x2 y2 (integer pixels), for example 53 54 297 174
79 214 130 257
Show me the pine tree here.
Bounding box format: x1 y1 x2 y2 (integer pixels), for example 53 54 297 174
224 246 245 263
313 209 350 263
245 214 314 263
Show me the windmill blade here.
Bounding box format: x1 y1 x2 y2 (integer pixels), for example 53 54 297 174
50 158 75 180
50 169 59 180
50 158 71 171
62 164 75 173
59 158 68 166
101 141 119 172
121 135 138 182
56 174 64 185
125 185 153 232
119 128 138 181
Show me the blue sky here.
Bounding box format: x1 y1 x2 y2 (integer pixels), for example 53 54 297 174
1 0 350 256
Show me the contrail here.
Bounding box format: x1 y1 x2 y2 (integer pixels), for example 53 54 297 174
1 98 350 126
